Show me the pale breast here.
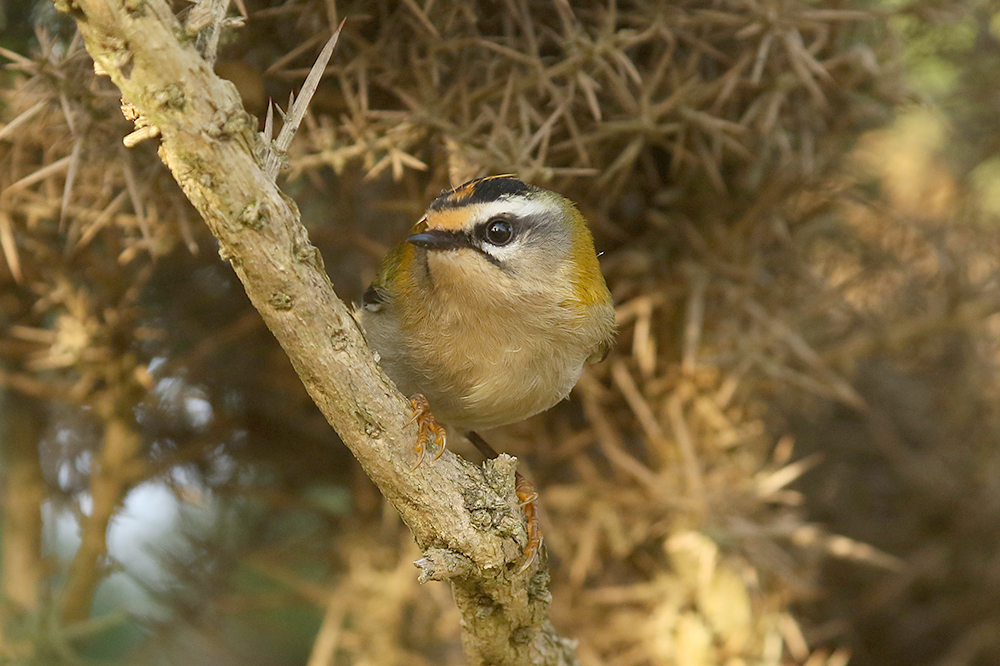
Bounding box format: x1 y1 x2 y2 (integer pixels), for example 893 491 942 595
434 326 588 430
359 295 595 432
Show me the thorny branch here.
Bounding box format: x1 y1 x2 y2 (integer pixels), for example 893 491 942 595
56 0 577 663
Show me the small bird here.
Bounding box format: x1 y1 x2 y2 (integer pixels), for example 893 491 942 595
358 175 615 567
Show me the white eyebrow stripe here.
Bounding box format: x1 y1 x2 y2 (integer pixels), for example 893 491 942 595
470 197 551 223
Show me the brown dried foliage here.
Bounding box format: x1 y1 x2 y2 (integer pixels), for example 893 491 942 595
3 1 1000 665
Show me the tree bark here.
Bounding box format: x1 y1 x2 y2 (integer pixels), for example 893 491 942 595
56 0 578 663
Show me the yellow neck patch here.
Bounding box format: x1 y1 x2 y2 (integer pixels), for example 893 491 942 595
566 207 611 310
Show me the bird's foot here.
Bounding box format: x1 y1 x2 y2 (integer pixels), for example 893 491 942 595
515 472 542 573
407 394 447 469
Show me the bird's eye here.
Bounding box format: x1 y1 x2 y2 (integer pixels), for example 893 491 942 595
484 218 515 246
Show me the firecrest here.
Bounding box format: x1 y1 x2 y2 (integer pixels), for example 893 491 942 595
357 175 616 445
357 175 615 569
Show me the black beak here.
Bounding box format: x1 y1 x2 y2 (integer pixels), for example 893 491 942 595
407 229 467 250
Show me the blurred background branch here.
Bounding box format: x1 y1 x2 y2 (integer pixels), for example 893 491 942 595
0 393 44 634
3 0 1000 665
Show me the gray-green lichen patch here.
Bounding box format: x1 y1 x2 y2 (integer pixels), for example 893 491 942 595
154 83 185 110
237 201 268 230
268 292 293 310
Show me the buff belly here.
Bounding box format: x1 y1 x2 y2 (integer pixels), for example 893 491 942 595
358 302 591 432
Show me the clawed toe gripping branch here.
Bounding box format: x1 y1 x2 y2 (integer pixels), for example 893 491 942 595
57 0 577 663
